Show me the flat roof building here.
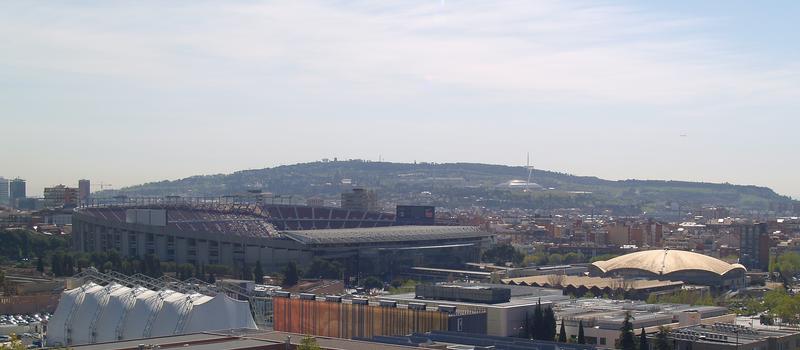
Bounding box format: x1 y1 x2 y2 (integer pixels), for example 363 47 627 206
665 323 800 350
503 274 684 300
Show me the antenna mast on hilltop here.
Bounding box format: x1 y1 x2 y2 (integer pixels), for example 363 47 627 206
526 152 534 193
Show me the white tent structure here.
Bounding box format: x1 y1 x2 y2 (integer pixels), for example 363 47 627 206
47 282 256 347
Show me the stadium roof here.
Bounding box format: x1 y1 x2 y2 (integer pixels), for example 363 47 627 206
591 249 746 276
282 225 492 245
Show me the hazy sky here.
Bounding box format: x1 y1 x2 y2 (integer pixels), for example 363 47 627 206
2 1 799 197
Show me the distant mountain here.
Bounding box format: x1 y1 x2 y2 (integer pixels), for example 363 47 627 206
101 160 797 215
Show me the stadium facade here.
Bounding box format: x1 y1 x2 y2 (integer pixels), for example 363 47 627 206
71 200 493 275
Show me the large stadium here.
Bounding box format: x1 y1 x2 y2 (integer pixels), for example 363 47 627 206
71 199 493 276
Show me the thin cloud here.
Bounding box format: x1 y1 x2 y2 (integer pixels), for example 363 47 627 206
0 0 797 106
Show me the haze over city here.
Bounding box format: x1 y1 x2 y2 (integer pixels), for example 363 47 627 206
7 2 800 350
3 0 799 197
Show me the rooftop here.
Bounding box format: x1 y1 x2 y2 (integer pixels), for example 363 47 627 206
591 249 746 276
670 323 800 346
282 225 492 245
503 275 684 291
70 330 422 350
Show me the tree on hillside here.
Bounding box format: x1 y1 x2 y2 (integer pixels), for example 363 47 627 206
282 261 299 287
253 261 264 284
619 312 637 350
578 320 586 344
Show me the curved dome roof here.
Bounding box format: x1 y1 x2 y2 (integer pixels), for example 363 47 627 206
591 249 746 276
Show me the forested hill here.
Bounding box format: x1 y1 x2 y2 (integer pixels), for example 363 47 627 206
102 160 796 214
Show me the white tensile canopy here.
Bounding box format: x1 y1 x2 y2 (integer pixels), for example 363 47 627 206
47 282 256 347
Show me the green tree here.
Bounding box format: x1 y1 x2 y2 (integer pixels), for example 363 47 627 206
36 256 44 273
361 276 383 291
241 262 252 281
282 261 299 287
177 263 195 280
558 319 567 342
482 244 524 265
100 261 112 273
207 272 216 284
654 326 672 350
0 333 26 350
253 261 264 284
304 258 343 279
578 320 586 344
775 252 800 285
523 253 548 266
298 335 322 350
548 253 564 265
51 252 63 276
530 300 544 340
640 327 649 350
543 305 557 341
619 312 637 350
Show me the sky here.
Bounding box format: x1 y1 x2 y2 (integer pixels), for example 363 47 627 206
1 1 799 198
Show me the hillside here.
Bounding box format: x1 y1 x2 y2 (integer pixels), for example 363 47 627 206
101 160 796 215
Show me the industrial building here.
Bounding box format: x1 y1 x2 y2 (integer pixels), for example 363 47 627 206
554 298 734 348
384 283 569 337
665 323 800 350
272 292 485 339
589 249 747 291
503 274 685 299
71 200 493 274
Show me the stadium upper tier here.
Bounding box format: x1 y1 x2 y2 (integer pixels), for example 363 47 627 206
76 203 396 236
47 282 256 347
79 206 279 238
283 226 492 245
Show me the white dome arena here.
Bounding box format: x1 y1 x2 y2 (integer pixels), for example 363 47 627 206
47 282 256 346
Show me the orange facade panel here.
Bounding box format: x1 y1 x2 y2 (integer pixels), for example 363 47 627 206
273 298 448 339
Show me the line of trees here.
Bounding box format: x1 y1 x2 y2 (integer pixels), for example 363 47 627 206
523 300 556 340
619 312 673 350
